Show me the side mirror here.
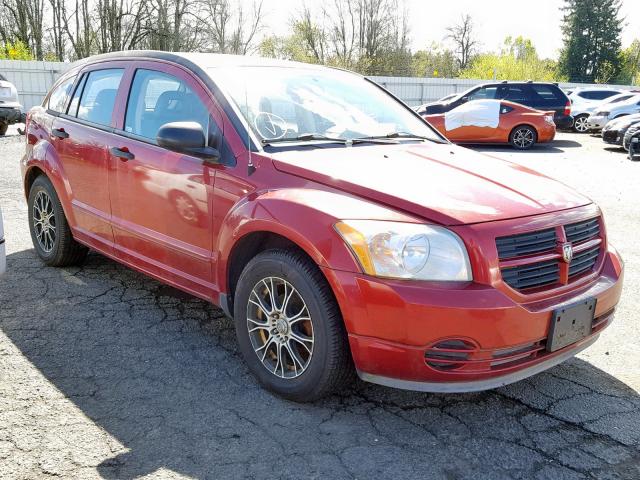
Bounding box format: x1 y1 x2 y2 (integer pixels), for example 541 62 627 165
156 121 220 162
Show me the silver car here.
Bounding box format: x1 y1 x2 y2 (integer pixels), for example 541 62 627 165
0 73 23 136
588 94 640 131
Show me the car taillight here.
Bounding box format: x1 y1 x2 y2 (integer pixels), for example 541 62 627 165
545 114 554 124
564 100 571 116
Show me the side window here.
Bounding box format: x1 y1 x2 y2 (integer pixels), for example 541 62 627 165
77 69 124 126
531 85 561 101
504 86 531 103
500 105 514 114
468 87 497 101
124 69 209 142
47 75 77 113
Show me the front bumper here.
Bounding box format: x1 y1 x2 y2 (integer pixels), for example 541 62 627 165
325 246 623 393
602 128 621 144
588 115 609 130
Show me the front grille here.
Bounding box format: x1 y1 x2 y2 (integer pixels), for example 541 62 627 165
569 245 600 278
497 217 602 292
564 218 600 243
501 260 560 290
496 228 557 260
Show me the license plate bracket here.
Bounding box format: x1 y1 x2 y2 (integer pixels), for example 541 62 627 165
547 298 596 352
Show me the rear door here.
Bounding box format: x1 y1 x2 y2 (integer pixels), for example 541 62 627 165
108 62 225 299
50 65 127 252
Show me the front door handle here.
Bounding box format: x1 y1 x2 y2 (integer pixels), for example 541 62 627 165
52 128 69 139
110 147 135 161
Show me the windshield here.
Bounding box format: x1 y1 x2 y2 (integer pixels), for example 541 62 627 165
210 66 441 144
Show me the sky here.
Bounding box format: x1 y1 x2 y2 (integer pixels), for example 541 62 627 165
263 0 640 60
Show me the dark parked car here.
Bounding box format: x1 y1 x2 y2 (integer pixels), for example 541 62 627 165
602 113 640 146
418 81 573 130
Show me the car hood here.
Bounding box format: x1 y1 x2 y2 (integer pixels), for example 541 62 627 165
269 142 591 226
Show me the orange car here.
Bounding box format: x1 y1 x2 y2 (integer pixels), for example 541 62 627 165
423 99 556 149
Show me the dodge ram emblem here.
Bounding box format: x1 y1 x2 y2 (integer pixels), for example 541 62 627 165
562 243 574 263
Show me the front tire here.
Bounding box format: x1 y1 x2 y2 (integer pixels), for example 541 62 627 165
509 125 537 150
572 114 589 133
233 249 354 401
28 175 88 266
0 122 8 136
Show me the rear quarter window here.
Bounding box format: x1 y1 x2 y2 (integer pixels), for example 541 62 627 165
531 85 563 101
47 75 77 113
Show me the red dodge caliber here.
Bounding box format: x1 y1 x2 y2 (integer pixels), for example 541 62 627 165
22 51 624 401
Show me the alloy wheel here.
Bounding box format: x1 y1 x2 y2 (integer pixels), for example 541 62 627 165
33 190 56 253
513 128 535 149
574 116 589 133
247 276 314 379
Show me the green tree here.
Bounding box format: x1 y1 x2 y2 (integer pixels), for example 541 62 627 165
411 43 459 77
619 39 640 85
460 37 561 81
0 40 33 59
558 0 623 83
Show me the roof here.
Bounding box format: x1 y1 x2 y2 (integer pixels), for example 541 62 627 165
70 50 325 71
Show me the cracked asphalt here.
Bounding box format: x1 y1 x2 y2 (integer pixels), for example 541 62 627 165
0 127 639 479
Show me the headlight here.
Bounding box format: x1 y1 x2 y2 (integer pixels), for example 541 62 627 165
335 220 472 281
544 114 554 124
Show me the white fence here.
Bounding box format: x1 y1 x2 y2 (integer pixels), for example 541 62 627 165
1 59 637 112
0 60 69 111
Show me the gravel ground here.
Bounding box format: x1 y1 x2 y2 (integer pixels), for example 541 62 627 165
0 128 638 479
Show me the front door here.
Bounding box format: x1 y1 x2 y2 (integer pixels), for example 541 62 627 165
108 64 224 299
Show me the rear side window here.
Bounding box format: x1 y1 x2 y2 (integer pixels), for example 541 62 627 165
124 69 208 141
580 90 619 100
503 86 532 103
531 85 562 101
48 75 77 113
500 105 514 114
77 69 124 126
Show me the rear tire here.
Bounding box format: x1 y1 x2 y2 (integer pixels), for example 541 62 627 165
0 122 8 136
233 249 354 401
509 125 537 150
572 114 589 133
28 175 88 266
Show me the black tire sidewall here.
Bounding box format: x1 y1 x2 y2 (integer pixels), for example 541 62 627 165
510 126 537 150
234 252 336 400
28 177 64 263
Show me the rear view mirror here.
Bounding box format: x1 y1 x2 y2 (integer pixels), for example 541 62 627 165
157 121 220 162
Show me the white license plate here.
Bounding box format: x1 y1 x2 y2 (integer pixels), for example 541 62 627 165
0 87 10 98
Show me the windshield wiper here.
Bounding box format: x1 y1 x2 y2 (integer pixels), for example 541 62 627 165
358 132 448 143
262 133 398 146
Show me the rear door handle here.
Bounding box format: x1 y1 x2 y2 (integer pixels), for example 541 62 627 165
52 128 69 139
110 147 135 161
